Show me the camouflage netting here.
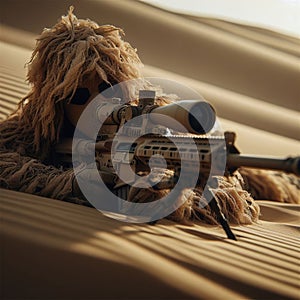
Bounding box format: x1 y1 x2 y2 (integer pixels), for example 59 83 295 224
0 7 299 225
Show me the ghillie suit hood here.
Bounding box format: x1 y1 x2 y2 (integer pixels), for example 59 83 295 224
1 7 142 160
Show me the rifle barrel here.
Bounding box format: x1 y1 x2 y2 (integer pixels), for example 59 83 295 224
227 154 300 176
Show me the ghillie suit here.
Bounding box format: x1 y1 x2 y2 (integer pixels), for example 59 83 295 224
0 8 298 226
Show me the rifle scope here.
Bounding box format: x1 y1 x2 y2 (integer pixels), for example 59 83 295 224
149 100 216 134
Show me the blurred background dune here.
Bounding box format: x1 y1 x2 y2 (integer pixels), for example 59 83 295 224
1 0 299 154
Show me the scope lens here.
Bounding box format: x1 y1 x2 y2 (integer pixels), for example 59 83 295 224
188 102 216 134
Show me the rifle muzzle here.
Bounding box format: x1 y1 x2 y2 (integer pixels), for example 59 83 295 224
227 154 300 176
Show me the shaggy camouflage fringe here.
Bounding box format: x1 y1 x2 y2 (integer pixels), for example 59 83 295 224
0 6 142 160
240 168 300 204
128 168 260 225
0 8 298 226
